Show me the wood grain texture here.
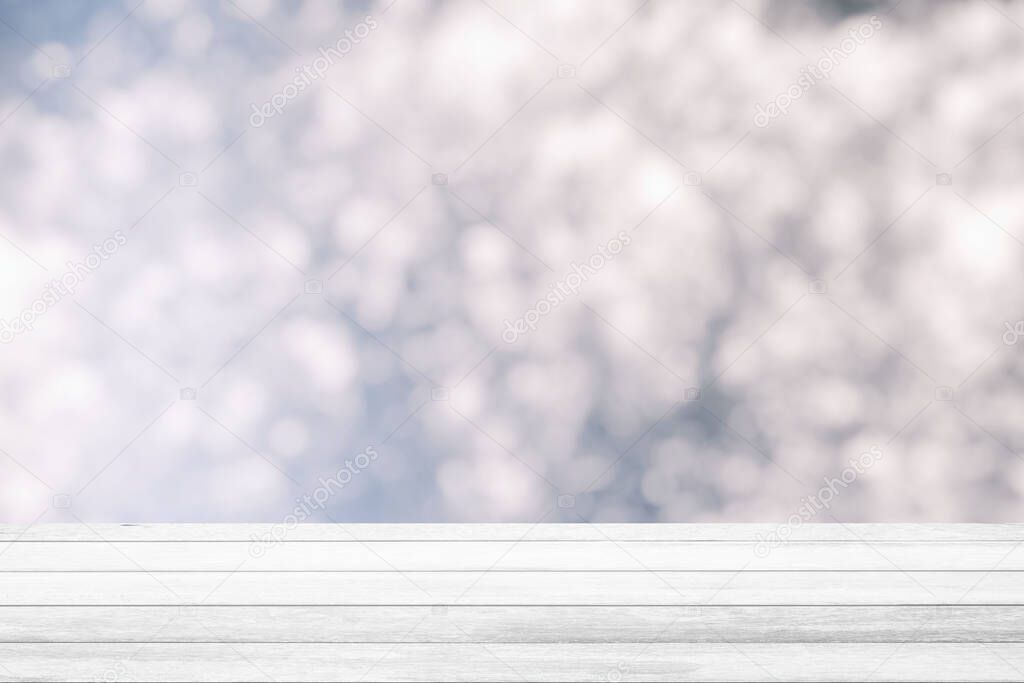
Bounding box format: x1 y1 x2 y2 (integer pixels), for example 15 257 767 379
4 540 1024 570
0 524 1020 681
1 606 1022 643
3 643 1024 682
1 570 1021 605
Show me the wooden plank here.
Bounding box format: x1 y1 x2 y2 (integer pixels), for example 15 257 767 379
0 605 1021 643
3 539 1024 571
2 643 1024 681
3 525 1021 681
3 523 1024 542
0 570 1019 605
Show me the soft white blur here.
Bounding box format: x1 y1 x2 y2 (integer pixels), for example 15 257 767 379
1 0 1022 522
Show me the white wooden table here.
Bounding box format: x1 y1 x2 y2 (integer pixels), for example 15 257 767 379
0 524 1022 681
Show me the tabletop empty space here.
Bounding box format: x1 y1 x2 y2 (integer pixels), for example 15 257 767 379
0 524 1021 682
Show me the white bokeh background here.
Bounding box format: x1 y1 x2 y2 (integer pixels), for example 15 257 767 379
1 0 1023 522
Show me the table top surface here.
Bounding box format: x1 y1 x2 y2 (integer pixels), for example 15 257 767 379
0 523 1022 682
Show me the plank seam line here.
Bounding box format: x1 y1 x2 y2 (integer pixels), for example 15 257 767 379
3 569 1022 573
1 604 1020 608
1 539 1020 543
4 640 1023 644
0 681 947 683
3 603 1021 607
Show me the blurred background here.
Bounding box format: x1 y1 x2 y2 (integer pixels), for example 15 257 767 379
1 0 1023 523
